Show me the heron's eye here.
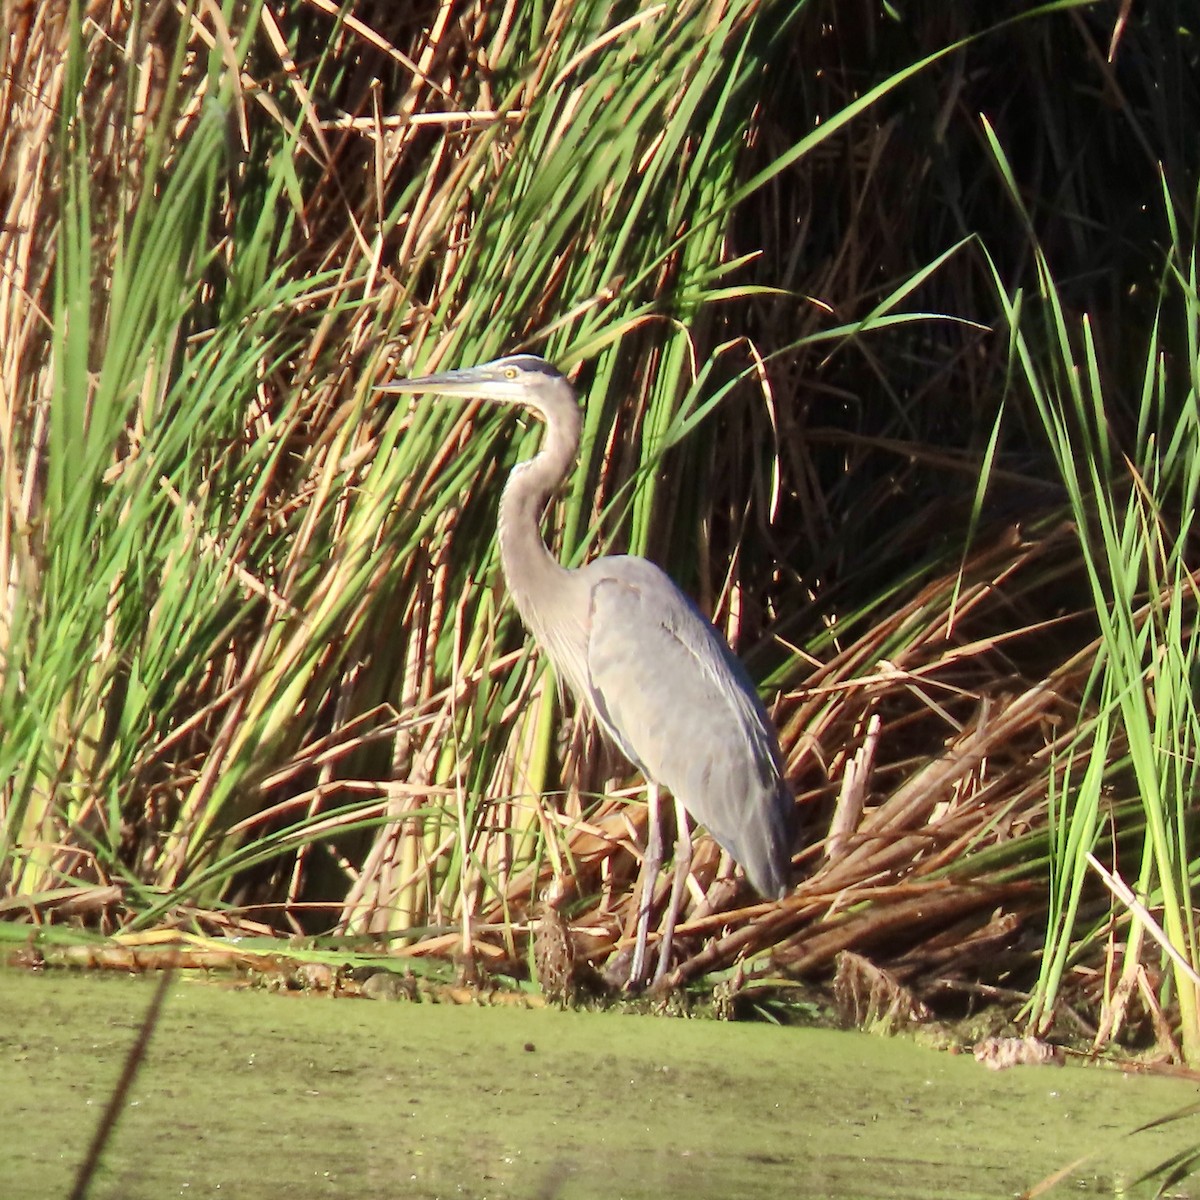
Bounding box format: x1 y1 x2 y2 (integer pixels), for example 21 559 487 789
504 367 517 379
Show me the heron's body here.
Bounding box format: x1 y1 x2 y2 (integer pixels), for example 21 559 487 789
379 353 794 983
535 552 791 900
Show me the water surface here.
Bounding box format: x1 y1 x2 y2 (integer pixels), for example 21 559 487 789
3 970 1197 1198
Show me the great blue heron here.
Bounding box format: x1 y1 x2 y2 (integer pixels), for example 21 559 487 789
377 353 794 988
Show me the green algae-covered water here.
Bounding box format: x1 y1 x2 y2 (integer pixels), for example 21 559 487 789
2 970 1198 1199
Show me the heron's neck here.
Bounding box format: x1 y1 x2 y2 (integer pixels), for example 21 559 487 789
496 397 581 626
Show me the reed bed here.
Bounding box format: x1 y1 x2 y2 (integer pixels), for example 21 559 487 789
2 1 1198 1057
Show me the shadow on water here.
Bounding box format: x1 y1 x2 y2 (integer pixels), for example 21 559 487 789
65 969 173 1200
3 969 1198 1199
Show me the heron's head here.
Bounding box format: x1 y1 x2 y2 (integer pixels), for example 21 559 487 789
376 353 569 408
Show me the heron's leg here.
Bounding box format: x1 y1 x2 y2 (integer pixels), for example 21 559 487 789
628 781 663 989
653 796 692 986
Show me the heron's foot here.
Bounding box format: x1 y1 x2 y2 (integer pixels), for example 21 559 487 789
600 943 643 992
600 930 683 994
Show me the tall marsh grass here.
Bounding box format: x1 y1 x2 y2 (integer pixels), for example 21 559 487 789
986 141 1200 1059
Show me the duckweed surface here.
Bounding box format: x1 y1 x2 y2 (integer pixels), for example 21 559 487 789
3 970 1198 1198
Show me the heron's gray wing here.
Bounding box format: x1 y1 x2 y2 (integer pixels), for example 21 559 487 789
584 564 792 898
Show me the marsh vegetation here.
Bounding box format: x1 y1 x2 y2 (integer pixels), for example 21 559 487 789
2 0 1199 1070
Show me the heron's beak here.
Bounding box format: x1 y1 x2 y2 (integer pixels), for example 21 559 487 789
375 362 520 402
